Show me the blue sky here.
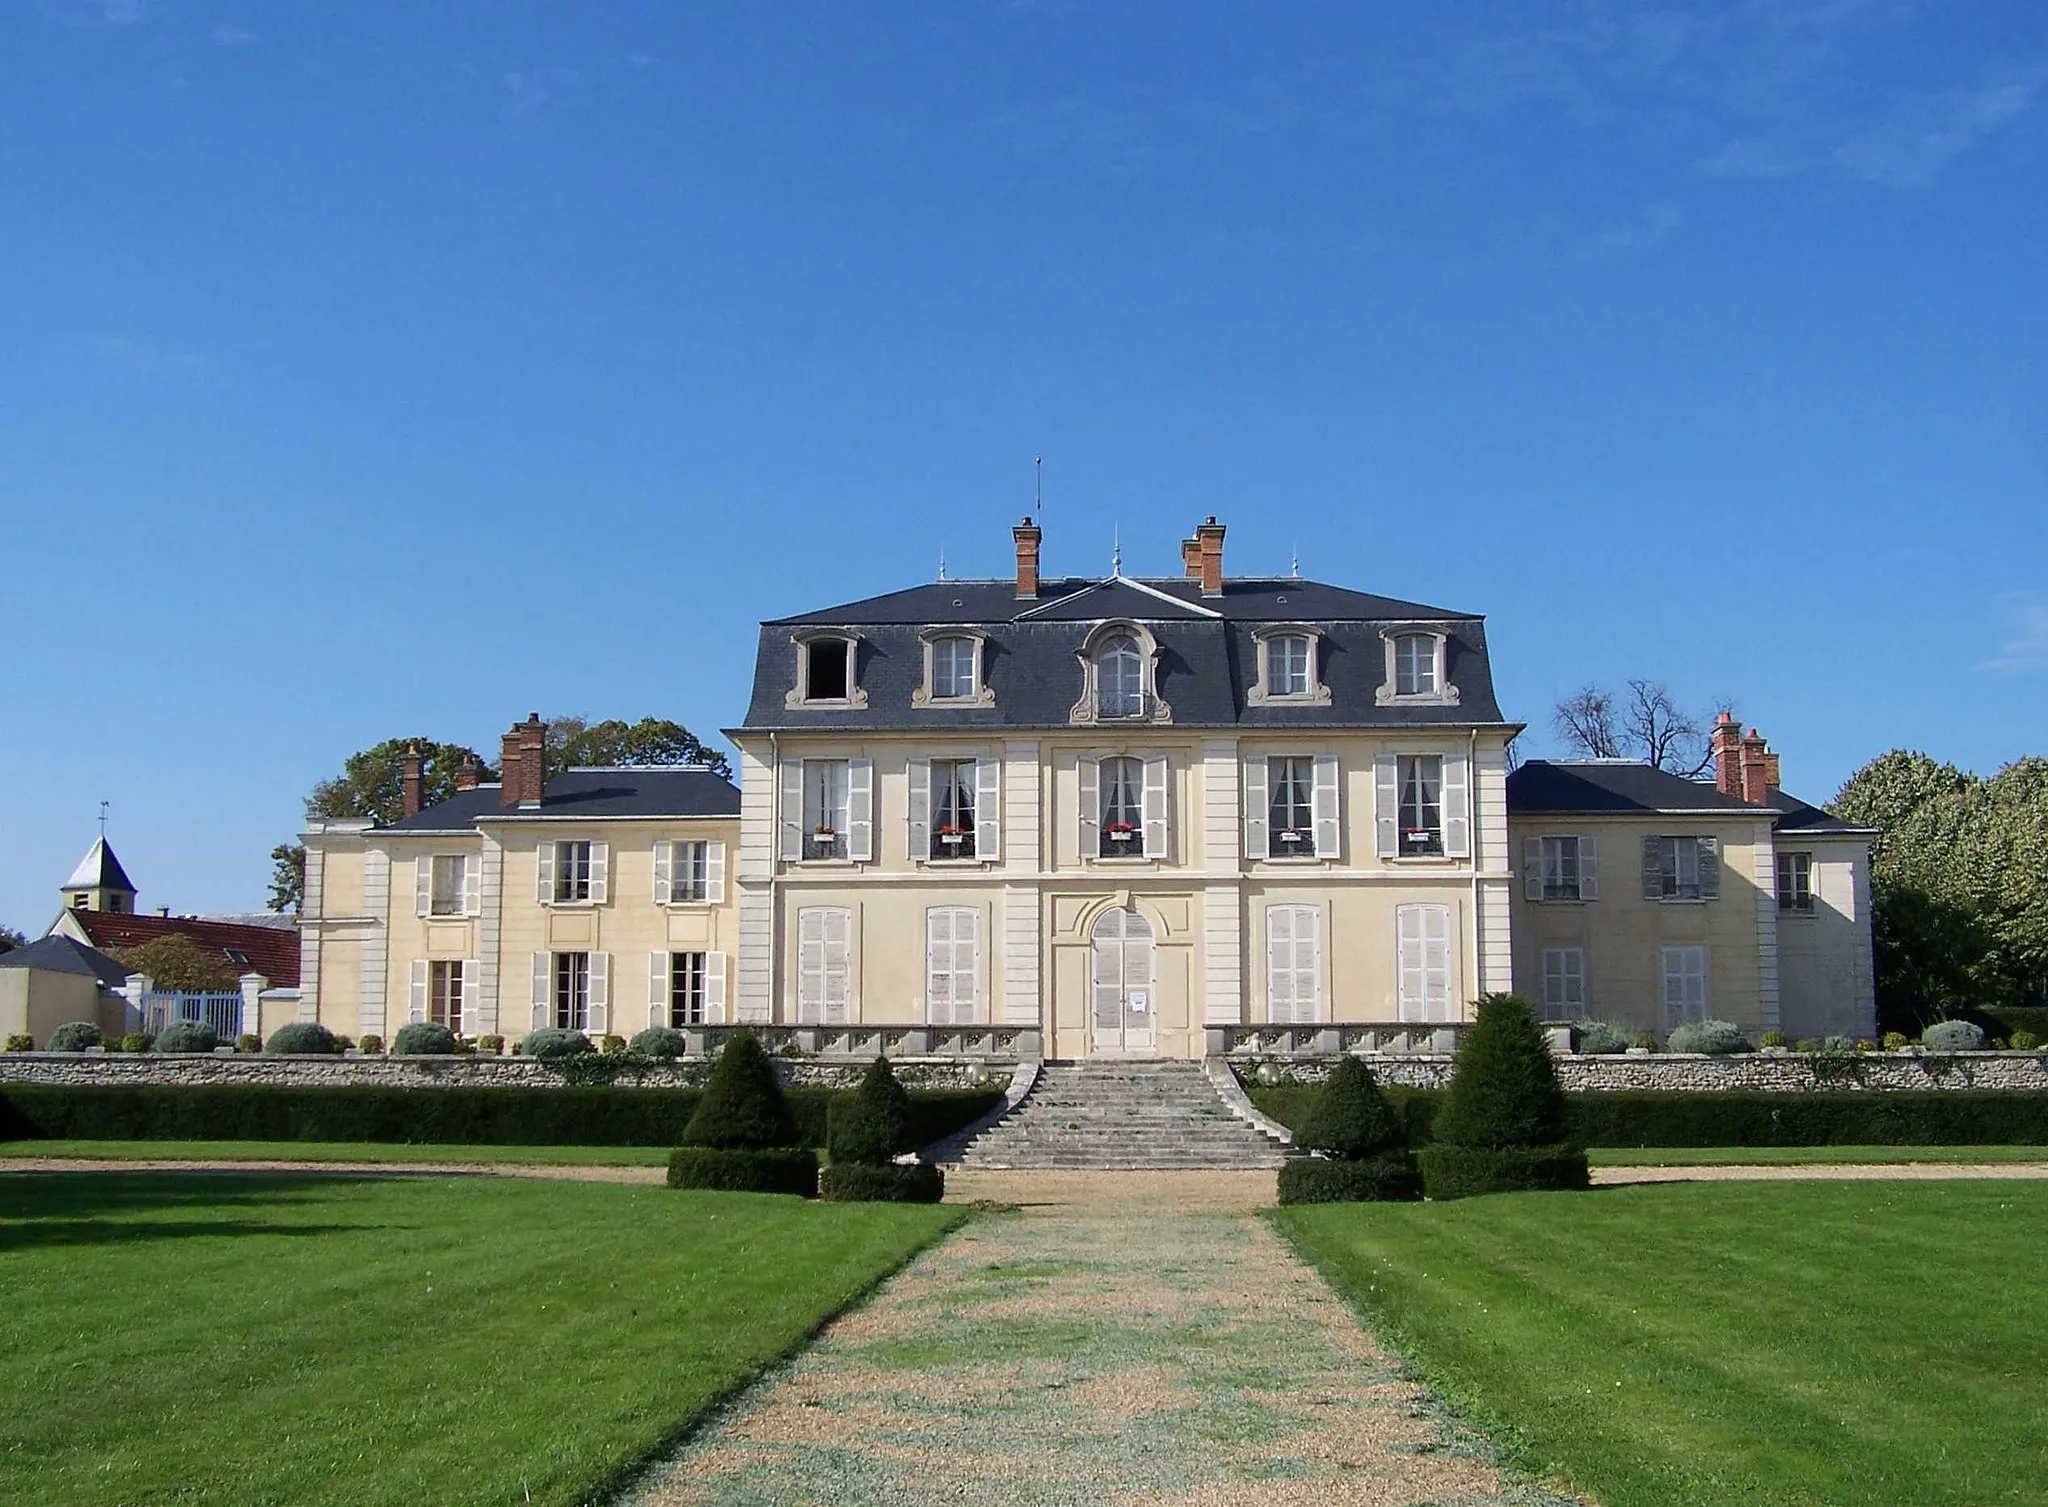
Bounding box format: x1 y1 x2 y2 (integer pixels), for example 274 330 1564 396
2 1 2044 934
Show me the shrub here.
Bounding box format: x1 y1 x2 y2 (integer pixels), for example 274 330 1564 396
1794 1038 1822 1053
1421 992 1587 1199
2011 1030 2041 1051
477 1034 505 1055
234 1033 261 1053
1922 1019 1988 1052
1882 1031 1909 1051
120 1032 156 1054
666 1146 818 1196
390 1022 458 1056
1296 1057 1405 1160
1760 1029 1788 1050
682 1030 796 1149
1571 1021 1631 1055
356 1033 385 1055
265 1022 337 1055
48 1022 101 1053
334 1035 356 1052
153 1020 218 1054
1278 1154 1421 1205
1632 1033 1660 1051
820 1160 945 1203
599 1034 628 1055
3 1033 32 1052
1667 1019 1751 1055
629 1027 687 1059
521 1028 594 1060
828 1057 915 1166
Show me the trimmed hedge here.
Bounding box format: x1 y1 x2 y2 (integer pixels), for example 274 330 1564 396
521 1028 594 1060
1417 1143 1592 1199
628 1027 687 1059
828 1057 916 1166
819 1161 946 1203
1277 1154 1421 1205
265 1022 337 1055
153 1020 218 1054
47 1021 102 1053
1922 1020 1988 1052
682 1031 795 1149
666 1146 819 1196
0 1084 1003 1149
390 1022 457 1056
1666 1019 1751 1055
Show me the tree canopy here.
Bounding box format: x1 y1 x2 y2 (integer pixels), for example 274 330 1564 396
545 716 732 780
115 933 241 992
306 738 494 825
1552 679 1724 778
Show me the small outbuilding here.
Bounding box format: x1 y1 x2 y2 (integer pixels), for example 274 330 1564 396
0 934 133 1045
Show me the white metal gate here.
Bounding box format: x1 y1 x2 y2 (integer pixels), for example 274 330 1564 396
1090 908 1156 1054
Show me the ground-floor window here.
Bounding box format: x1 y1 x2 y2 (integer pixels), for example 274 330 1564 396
797 907 852 1023
925 907 979 1025
430 960 464 1033
1540 947 1584 1019
1395 904 1452 1022
1661 945 1707 1029
670 952 708 1026
554 951 590 1031
1265 905 1322 1023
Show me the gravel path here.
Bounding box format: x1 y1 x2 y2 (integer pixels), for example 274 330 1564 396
623 1175 1574 1507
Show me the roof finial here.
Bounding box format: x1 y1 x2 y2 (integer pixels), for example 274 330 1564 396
98 800 109 838
1111 522 1122 577
937 546 947 582
1034 454 1043 518
1290 542 1301 579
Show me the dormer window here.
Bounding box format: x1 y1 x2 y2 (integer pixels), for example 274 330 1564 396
1395 634 1435 695
1069 621 1171 725
1098 635 1145 718
1376 627 1459 706
912 630 995 708
1248 626 1331 706
808 640 848 700
1274 635 1312 695
934 637 975 698
786 630 868 710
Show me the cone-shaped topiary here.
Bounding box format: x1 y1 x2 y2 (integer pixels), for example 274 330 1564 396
1419 992 1589 1199
681 1029 796 1149
1278 1056 1420 1204
828 1056 915 1166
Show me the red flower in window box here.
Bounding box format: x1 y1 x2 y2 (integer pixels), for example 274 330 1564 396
1105 822 1138 838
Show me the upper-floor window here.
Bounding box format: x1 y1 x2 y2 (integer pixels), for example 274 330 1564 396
1644 836 1720 902
430 854 469 916
804 759 851 861
1100 755 1144 855
1777 851 1813 913
933 637 976 699
1397 754 1443 857
1098 636 1145 719
931 758 977 859
786 631 866 710
1394 633 1437 695
535 838 609 905
1270 756 1315 855
554 840 593 903
1522 835 1597 902
1274 635 1312 695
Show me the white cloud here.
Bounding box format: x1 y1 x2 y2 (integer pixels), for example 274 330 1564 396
1979 594 2048 674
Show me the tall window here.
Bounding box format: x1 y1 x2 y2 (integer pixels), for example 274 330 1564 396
1540 948 1584 1019
430 855 468 916
796 908 852 1023
1269 756 1315 855
1659 837 1703 900
930 758 978 859
1272 635 1312 696
805 638 850 700
673 841 710 903
670 952 709 1026
1662 945 1707 1028
803 759 851 861
926 907 979 1025
429 960 465 1032
1394 633 1437 695
1097 635 1145 718
1777 851 1813 913
1397 755 1444 857
932 637 977 699
1099 756 1144 856
553 952 590 1030
1266 905 1322 1023
1396 903 1452 1022
554 841 593 902
1541 837 1582 901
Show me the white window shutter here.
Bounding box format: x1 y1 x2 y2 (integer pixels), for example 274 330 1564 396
531 952 550 1030
537 843 556 905
1579 836 1599 901
463 855 481 916
652 841 673 906
1423 905 1451 1020
414 860 432 918
1312 754 1341 860
705 840 726 905
461 962 479 1032
974 758 1001 861
1523 837 1544 901
1374 755 1399 860
409 959 428 1023
847 758 874 863
907 758 931 863
797 908 825 1023
778 758 803 862
1243 756 1269 860
1698 836 1721 900
588 841 609 904
1142 755 1169 860
648 951 668 1028
1442 752 1471 859
1266 906 1293 1023
1077 757 1099 856
705 951 727 1023
823 908 852 1023
1396 906 1423 1020
588 952 610 1032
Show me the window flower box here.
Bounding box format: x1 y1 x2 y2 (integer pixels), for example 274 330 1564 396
1277 830 1308 845
937 826 968 846
812 827 836 841
1105 823 1137 844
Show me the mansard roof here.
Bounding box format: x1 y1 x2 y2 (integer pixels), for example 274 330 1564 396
744 575 1506 732
384 767 741 832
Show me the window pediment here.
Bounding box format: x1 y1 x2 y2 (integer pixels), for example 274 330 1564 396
1069 620 1173 726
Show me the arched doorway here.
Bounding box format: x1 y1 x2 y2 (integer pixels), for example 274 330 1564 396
1090 907 1156 1054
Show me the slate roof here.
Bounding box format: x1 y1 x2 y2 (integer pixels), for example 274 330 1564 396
1767 791 1875 835
66 912 300 989
0 934 133 989
1507 760 1872 835
63 837 136 894
385 767 741 833
744 574 1507 732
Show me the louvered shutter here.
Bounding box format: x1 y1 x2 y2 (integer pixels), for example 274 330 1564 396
847 759 874 863
778 758 803 861
537 843 556 904
1578 836 1599 901
974 758 1001 861
409 959 428 1023
531 952 550 1029
824 909 851 1023
588 842 609 904
907 758 931 863
1267 907 1294 1023
705 840 726 904
1442 752 1471 859
1396 906 1424 1020
648 952 668 1028
652 841 673 905
1142 755 1169 860
1642 836 1663 901
460 962 479 1035
462 855 481 916
798 909 826 1023
414 860 432 917
587 952 610 1032
703 952 726 1022
1243 756 1269 860
1523 837 1544 901
1077 757 1099 858
1422 906 1451 1021
926 907 951 1023
1698 836 1720 900
1312 754 1341 860
1374 756 1399 859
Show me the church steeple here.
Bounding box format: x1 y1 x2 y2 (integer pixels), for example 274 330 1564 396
63 837 137 915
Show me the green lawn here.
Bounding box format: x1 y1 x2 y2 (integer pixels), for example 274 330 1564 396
1278 1182 2048 1507
0 1138 673 1166
0 1171 963 1506
1589 1144 2048 1167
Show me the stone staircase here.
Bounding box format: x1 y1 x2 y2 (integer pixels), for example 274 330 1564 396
944 1060 1293 1170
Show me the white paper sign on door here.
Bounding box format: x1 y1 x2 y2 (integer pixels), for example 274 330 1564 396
1128 990 1149 1015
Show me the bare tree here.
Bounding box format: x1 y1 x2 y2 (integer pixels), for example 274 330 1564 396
1553 685 1622 758
1554 679 1720 778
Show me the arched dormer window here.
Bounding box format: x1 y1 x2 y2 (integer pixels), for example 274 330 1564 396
911 629 996 708
784 629 868 710
1069 621 1172 726
1375 627 1459 706
1098 635 1144 718
1248 626 1331 706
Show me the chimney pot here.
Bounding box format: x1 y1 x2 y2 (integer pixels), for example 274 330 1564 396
455 753 480 793
1181 538 1203 578
1711 711 1744 799
1012 517 1042 600
515 714 548 807
401 744 425 819
1194 517 1226 597
1740 730 1771 806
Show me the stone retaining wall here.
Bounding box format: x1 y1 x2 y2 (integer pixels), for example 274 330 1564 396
1230 1051 2048 1093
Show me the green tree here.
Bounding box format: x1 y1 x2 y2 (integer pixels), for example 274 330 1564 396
115 934 241 992
0 924 25 955
268 844 305 914
306 738 495 824
545 716 732 781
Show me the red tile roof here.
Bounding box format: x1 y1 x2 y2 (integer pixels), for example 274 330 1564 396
69 912 300 988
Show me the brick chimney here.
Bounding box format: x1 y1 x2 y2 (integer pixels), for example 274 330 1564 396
401 745 424 819
499 713 547 808
1181 537 1203 578
455 752 481 792
1013 517 1041 600
1194 516 1225 597
1740 730 1772 806
1711 712 1744 800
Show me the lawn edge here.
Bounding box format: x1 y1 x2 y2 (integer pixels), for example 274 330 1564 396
592 1198 976 1505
